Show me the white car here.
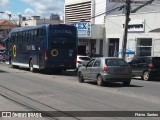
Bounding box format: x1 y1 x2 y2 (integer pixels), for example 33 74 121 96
76 55 91 71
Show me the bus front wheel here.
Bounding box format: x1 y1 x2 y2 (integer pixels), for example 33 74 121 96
29 60 35 72
9 58 16 68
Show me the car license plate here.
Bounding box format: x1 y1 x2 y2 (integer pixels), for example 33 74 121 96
114 68 122 72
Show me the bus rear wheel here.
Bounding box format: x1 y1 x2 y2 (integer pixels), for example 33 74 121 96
29 60 35 72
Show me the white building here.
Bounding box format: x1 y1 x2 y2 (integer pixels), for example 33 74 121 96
21 16 63 26
105 11 160 61
65 0 105 56
65 0 160 58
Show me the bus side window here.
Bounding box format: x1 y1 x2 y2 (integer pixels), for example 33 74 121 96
12 34 15 43
36 29 41 42
26 31 28 43
15 33 17 43
37 29 39 37
24 31 27 43
28 31 30 43
11 34 13 43
30 30 34 43
37 28 44 37
22 32 25 43
19 32 22 43
34 30 37 42
17 32 19 43
43 29 45 36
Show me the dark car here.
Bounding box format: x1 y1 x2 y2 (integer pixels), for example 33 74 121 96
78 57 131 86
128 56 160 81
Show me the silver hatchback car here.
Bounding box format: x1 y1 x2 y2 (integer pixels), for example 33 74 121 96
78 57 132 86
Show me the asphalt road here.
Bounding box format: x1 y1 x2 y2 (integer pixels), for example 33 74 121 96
0 62 160 120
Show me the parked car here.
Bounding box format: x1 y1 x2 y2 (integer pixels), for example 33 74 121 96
78 57 131 86
128 56 160 81
76 55 91 71
0 52 5 62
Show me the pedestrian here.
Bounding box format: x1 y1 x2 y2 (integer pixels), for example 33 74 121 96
90 49 95 58
86 50 90 56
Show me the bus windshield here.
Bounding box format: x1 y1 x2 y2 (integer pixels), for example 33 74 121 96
49 36 76 45
48 25 77 45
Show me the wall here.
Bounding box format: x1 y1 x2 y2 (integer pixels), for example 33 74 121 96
94 0 106 24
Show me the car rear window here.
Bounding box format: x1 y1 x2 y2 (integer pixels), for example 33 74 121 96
152 57 160 66
79 57 91 61
105 59 128 66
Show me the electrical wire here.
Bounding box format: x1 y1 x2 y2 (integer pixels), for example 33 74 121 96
135 14 160 37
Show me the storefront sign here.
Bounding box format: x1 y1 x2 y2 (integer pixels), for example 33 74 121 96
123 19 145 32
74 22 91 38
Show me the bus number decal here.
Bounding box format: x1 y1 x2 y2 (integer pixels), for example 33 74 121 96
51 49 58 56
13 45 16 57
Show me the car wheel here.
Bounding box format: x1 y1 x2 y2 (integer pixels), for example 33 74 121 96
97 75 104 86
143 71 150 81
78 72 84 83
123 80 131 86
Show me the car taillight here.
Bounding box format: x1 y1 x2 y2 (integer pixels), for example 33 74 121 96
104 66 109 72
149 64 154 69
77 61 81 64
128 65 132 72
45 49 49 60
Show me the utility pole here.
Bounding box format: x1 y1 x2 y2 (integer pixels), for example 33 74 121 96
122 0 131 60
18 14 22 27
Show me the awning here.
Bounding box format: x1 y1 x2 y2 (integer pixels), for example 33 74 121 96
118 50 135 55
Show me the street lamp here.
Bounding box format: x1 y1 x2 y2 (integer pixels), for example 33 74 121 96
41 14 45 24
18 14 22 27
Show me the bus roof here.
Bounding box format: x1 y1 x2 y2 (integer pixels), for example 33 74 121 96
9 24 49 34
9 24 75 34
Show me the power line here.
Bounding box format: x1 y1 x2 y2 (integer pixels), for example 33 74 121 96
131 0 155 13
135 14 160 37
91 5 125 19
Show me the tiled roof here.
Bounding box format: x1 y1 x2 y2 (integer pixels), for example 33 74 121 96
0 20 17 30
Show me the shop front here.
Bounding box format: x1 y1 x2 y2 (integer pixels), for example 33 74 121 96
74 22 104 57
105 12 160 61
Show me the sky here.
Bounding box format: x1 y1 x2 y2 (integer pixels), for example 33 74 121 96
0 0 65 20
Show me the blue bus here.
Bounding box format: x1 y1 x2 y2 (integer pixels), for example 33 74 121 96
5 24 78 72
